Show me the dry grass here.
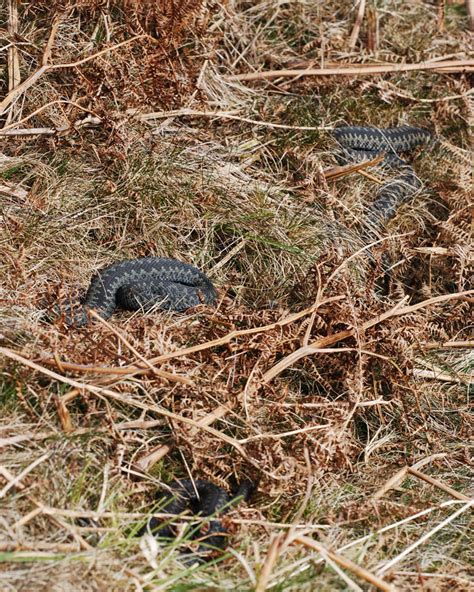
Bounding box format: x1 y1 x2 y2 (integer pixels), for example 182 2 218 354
1 1 473 591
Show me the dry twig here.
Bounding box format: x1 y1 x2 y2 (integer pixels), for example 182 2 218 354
375 501 474 575
132 108 329 131
227 59 474 82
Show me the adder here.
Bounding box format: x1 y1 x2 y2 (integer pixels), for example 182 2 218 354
332 125 432 238
50 256 216 327
138 479 256 564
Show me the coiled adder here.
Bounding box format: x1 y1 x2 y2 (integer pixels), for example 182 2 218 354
138 479 255 563
332 125 432 237
50 257 217 327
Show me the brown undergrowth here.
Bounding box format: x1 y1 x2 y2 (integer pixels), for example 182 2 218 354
1 1 473 591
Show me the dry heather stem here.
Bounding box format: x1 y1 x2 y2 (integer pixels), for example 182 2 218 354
6 0 20 125
348 0 366 50
407 467 471 502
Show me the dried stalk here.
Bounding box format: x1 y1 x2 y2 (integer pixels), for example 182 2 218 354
132 108 329 131
42 295 345 377
0 126 68 136
0 99 101 132
0 453 50 499
88 310 192 386
227 59 474 83
407 467 471 502
348 0 366 50
323 153 385 180
255 533 286 592
373 467 409 500
7 0 21 124
468 0 474 31
375 501 474 575
293 535 396 592
135 403 232 471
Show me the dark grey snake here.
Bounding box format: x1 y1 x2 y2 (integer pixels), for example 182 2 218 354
332 125 432 238
50 257 217 326
137 479 255 563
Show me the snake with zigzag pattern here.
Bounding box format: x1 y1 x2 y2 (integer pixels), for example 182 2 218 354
50 256 217 327
332 125 432 237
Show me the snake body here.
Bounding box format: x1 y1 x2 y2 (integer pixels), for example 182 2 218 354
332 126 432 236
332 125 432 154
138 479 255 562
51 257 216 326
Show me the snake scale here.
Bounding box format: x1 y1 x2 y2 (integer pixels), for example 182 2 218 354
332 125 432 238
51 257 217 326
137 479 255 563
